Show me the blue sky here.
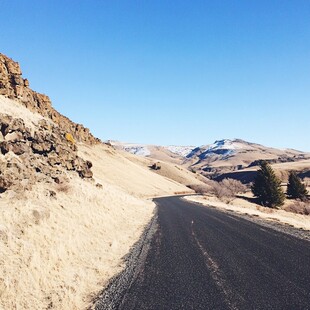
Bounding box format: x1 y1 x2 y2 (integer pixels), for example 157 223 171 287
1 1 310 151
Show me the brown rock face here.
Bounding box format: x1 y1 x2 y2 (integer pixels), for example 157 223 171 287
0 53 100 145
0 113 93 193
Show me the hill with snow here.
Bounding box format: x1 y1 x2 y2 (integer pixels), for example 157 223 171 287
113 139 310 177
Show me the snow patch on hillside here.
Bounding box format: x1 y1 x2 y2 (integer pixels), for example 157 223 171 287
108 141 151 157
198 139 242 159
124 145 151 156
166 145 195 157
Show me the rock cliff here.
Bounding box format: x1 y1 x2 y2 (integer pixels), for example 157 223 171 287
0 53 99 145
0 53 97 193
0 113 93 193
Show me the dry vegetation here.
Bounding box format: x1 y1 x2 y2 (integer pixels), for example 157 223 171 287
78 144 193 199
186 193 310 230
0 178 155 309
209 178 247 202
0 95 195 310
190 178 247 203
284 200 310 215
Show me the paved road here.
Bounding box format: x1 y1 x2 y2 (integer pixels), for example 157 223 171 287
119 196 310 310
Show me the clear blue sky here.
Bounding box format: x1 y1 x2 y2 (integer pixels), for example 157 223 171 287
1 1 310 151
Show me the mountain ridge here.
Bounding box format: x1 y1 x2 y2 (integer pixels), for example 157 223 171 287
112 139 310 177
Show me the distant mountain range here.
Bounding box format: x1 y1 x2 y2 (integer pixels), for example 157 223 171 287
110 139 310 179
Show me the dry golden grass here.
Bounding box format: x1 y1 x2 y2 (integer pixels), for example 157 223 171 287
0 178 155 309
116 150 208 190
186 194 310 230
78 144 193 199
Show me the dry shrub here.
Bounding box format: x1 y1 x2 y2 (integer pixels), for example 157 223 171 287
209 181 234 202
284 200 310 215
187 184 209 195
221 178 247 195
265 208 274 214
255 205 274 213
209 178 247 202
65 132 75 144
174 191 191 195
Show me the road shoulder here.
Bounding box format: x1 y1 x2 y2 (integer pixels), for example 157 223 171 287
185 195 310 241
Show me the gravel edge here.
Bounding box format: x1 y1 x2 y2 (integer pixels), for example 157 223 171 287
89 206 158 310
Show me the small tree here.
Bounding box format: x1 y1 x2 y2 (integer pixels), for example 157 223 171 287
251 161 285 208
287 171 308 200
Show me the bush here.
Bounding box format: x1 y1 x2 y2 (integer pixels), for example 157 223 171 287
221 178 247 196
187 184 209 195
209 178 246 202
284 201 310 215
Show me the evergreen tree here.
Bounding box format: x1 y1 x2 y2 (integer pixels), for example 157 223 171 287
251 161 285 208
287 171 308 200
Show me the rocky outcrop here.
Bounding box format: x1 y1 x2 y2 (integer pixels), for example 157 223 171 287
0 53 99 145
0 113 93 193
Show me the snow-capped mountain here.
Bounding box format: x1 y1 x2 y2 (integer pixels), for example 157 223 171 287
186 139 240 160
186 139 258 160
110 139 310 174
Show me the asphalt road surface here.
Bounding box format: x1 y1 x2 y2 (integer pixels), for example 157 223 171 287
119 196 310 310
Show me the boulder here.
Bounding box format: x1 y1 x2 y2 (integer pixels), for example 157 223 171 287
9 141 29 155
5 131 23 142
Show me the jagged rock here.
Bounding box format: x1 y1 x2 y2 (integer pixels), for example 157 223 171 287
86 160 93 169
31 141 53 154
9 142 29 155
0 53 100 145
79 167 93 179
0 53 98 193
38 119 51 131
47 152 62 166
9 118 26 133
5 132 23 142
0 140 30 156
0 157 33 193
0 114 12 136
0 112 95 193
0 142 9 155
0 175 13 193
